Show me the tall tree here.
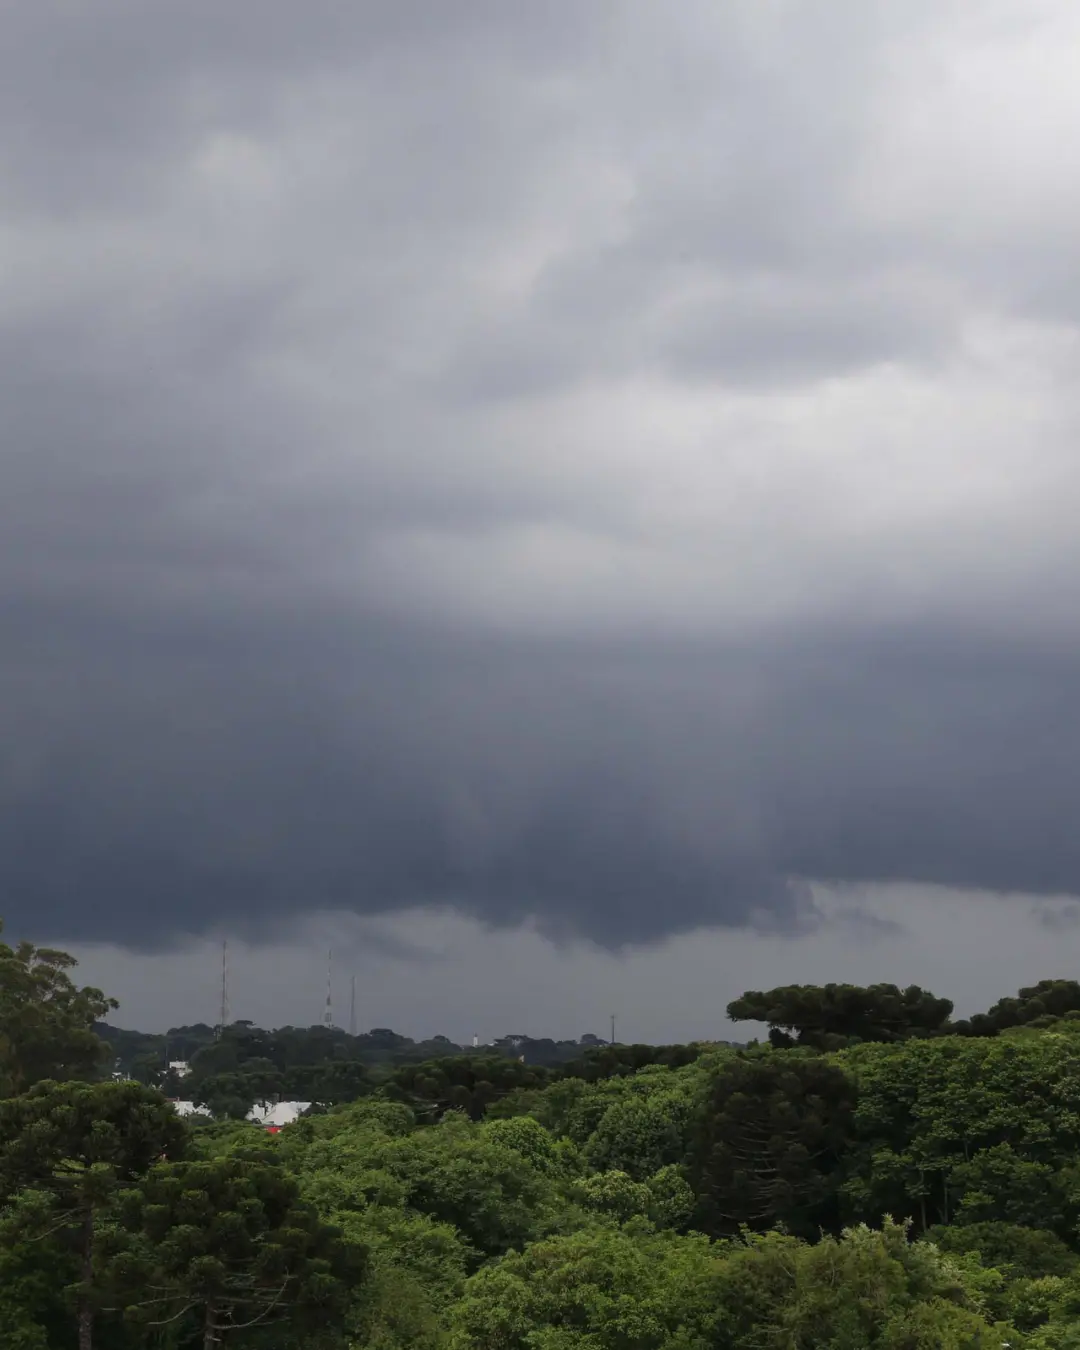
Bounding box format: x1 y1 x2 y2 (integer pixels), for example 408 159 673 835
688 1050 857 1238
108 1152 359 1348
0 1079 188 1350
727 982 953 1049
0 920 117 1096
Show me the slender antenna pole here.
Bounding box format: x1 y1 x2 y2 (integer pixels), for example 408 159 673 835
349 974 357 1037
610 1013 616 1046
218 940 230 1038
324 949 333 1028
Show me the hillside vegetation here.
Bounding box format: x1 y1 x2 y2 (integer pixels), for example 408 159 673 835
5 920 1080 1346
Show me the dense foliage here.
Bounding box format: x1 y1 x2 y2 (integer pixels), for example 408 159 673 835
96 1011 725 1121
9 927 1080 1345
0 921 116 1097
95 1021 622 1106
727 981 956 1048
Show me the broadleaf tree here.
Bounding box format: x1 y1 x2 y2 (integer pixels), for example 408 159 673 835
0 920 117 1097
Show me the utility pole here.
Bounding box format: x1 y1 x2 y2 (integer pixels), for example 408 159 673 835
323 949 334 1028
349 974 357 1037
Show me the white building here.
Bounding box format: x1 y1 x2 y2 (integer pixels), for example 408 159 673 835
167 1098 312 1128
247 1100 313 1128
169 1101 212 1118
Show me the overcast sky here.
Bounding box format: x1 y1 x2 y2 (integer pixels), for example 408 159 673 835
6 2 1080 1036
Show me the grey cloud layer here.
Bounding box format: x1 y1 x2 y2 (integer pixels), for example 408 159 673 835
3 2 1080 948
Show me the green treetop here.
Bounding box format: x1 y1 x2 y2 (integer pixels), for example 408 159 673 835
727 982 954 1049
108 1151 361 1349
0 1079 189 1350
0 920 117 1097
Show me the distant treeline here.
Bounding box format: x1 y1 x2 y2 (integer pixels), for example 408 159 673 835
94 976 1080 1121
94 1018 729 1119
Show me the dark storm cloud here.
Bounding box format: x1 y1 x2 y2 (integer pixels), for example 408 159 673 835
9 608 1080 949
4 2 1080 949
0 597 815 946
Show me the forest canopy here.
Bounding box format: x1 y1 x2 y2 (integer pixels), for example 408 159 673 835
4 920 1080 1347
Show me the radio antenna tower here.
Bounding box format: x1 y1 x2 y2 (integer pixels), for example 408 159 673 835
323 949 334 1028
349 974 357 1037
217 940 230 1039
